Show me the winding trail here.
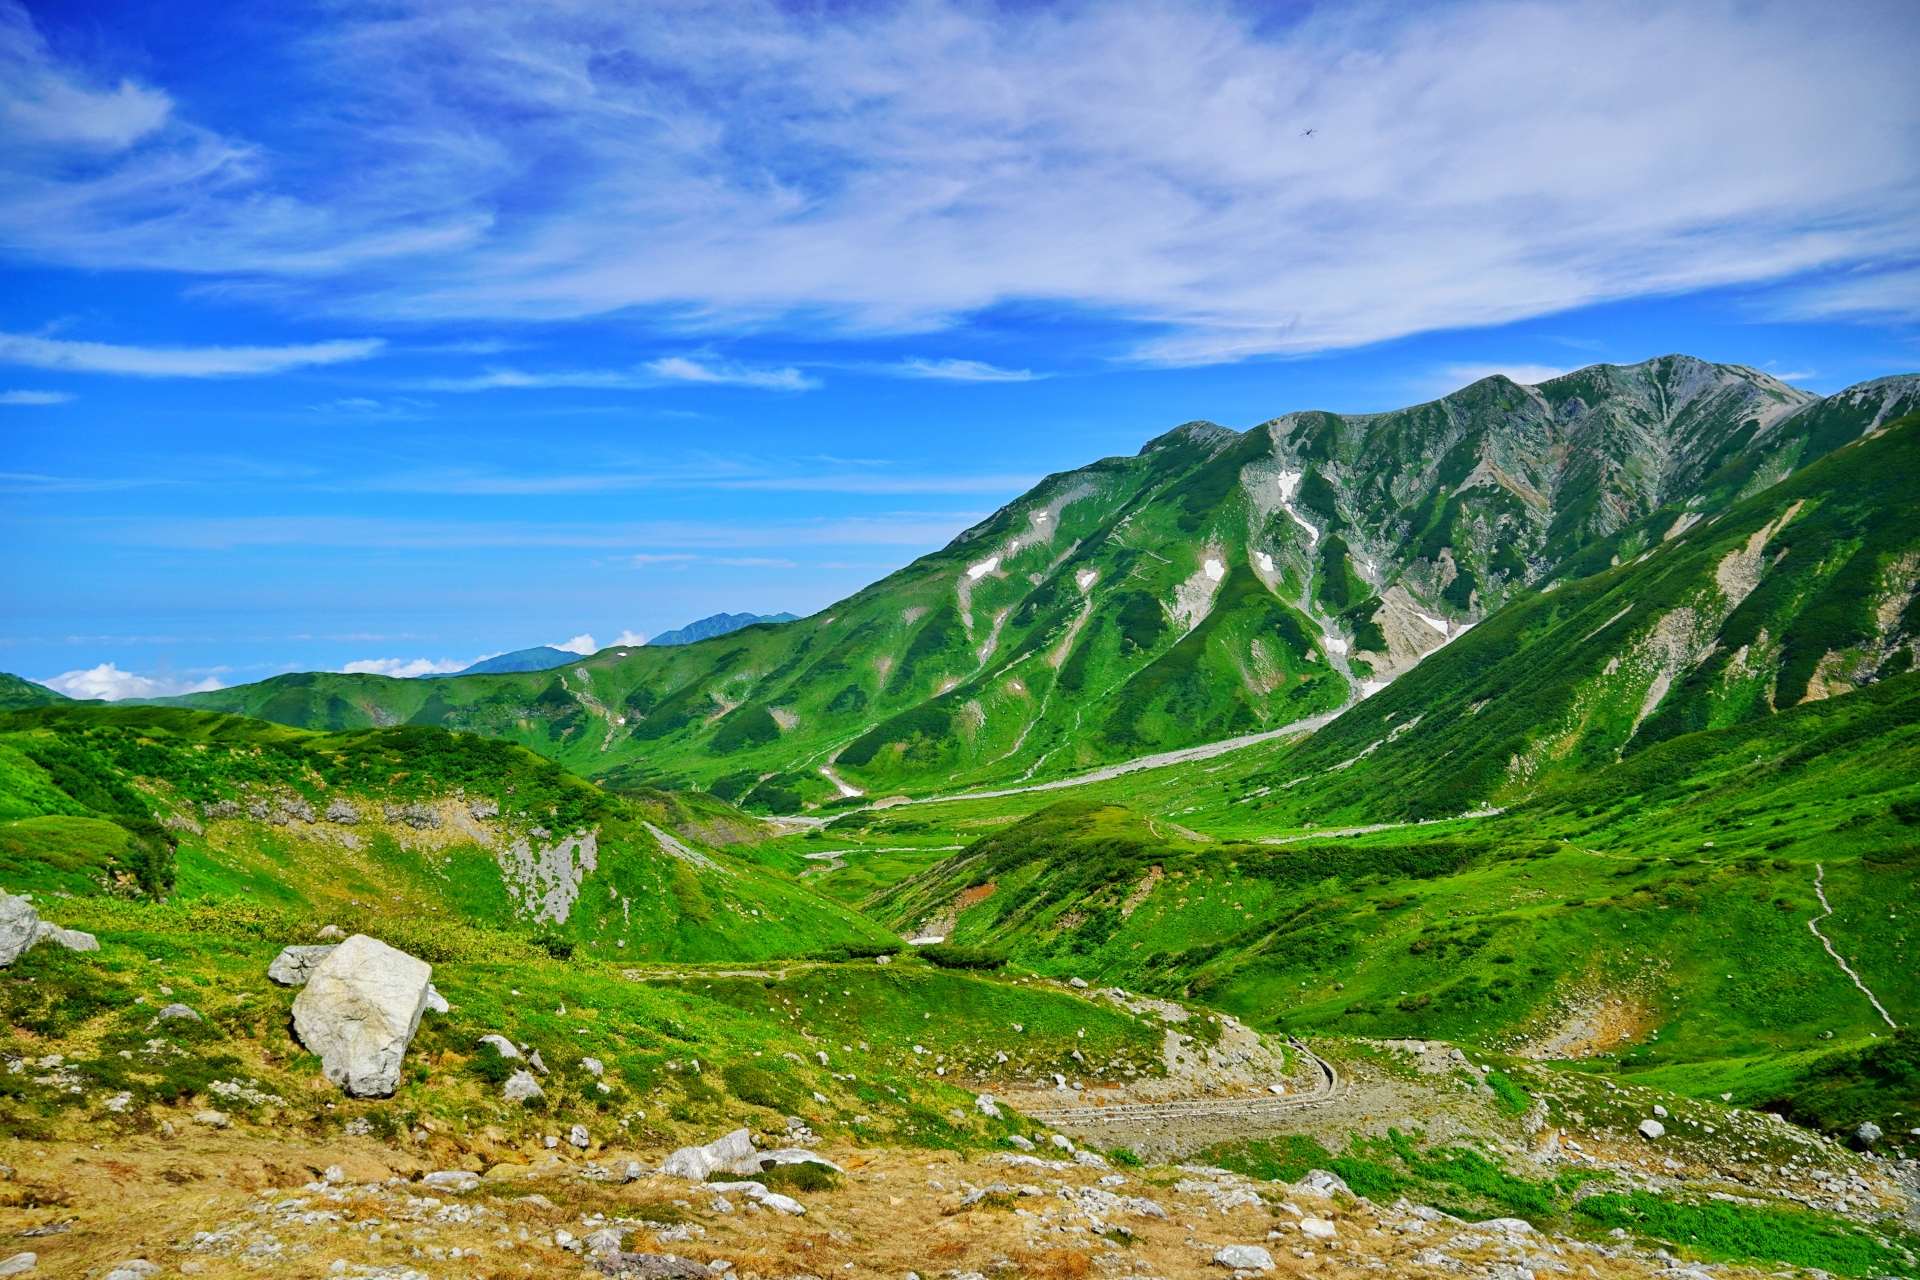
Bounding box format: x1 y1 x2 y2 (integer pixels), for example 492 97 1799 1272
1808 862 1898 1028
1016 1036 1343 1128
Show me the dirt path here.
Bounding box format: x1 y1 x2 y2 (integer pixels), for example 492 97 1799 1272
1808 862 1899 1028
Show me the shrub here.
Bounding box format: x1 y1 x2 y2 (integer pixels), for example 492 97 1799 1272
759 1161 841 1193
919 944 1007 970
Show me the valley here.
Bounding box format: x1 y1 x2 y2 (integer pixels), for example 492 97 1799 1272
0 356 1917 1279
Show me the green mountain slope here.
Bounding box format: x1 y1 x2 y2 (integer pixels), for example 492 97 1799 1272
0 705 892 961
0 671 71 710
141 358 1919 810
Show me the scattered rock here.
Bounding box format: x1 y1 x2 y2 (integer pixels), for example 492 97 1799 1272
1213 1244 1273 1270
0 1254 32 1276
582 1057 605 1076
753 1149 843 1173
1300 1218 1337 1239
325 799 362 825
32 922 97 952
192 1110 230 1129
1638 1119 1666 1140
503 1070 544 1103
424 984 449 1014
420 1170 478 1192
528 1049 549 1074
157 1004 202 1022
1073 1151 1109 1169
570 1124 591 1149
0 894 39 966
1855 1121 1883 1146
1292 1169 1351 1197
1473 1218 1533 1235
290 934 433 1098
1050 1135 1074 1152
323 1165 345 1184
1006 1135 1035 1151
663 1129 757 1181
593 1254 712 1279
267 945 339 986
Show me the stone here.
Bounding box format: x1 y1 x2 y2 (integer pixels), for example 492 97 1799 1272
193 1110 231 1128
103 1262 160 1280
0 1255 34 1276
1855 1121 1883 1146
528 1048 549 1074
1006 1135 1035 1151
1474 1218 1533 1235
570 1124 591 1148
756 1191 805 1215
503 1070 544 1103
0 894 39 966
1069 977 1089 989
1293 1169 1351 1197
290 934 433 1098
32 922 97 952
582 1057 605 1076
663 1128 758 1181
1074 1151 1109 1168
316 924 345 939
583 1227 628 1257
1652 1104 1668 1117
323 1165 345 1184
1050 1135 1074 1151
423 984 449 1014
1638 1119 1666 1140
593 1254 712 1279
422 1170 479 1192
1300 1218 1337 1239
268 945 339 986
1212 1245 1273 1270
157 1003 202 1022
478 1034 521 1059
976 1093 1002 1119
1128 1198 1168 1219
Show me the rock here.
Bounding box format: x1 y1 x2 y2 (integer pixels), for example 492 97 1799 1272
583 1227 628 1257
1300 1218 1337 1239
663 1128 758 1181
1074 1151 1109 1168
756 1191 806 1215
193 1110 230 1128
528 1048 549 1074
32 922 97 952
323 1165 345 1184
593 1254 712 1279
1473 1218 1533 1235
976 1093 1002 1119
1293 1169 1351 1197
384 802 441 830
570 1124 591 1149
315 924 345 939
268 945 339 986
326 799 362 824
1213 1244 1273 1270
1652 1104 1668 1117
0 1254 33 1276
423 984 449 1014
156 1003 202 1022
1127 1198 1168 1219
422 1170 479 1192
1855 1121 1883 1146
582 1057 605 1076
104 1263 160 1280
1050 1135 1074 1152
709 1195 733 1214
1069 977 1089 989
1006 1135 1035 1151
503 1070 544 1102
290 934 433 1098
1638 1119 1666 1140
0 894 39 966
478 1034 521 1059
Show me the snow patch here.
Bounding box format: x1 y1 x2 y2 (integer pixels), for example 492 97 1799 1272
1075 568 1098 592
967 557 1000 580
1203 557 1225 582
1413 612 1452 637
1255 551 1274 573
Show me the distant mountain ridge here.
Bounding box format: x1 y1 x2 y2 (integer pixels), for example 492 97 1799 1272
647 612 799 647
0 672 70 710
441 647 577 676
132 355 1920 810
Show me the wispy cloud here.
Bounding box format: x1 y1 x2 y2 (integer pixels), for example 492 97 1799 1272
5 1 1916 359
611 630 647 647
887 358 1039 383
421 356 816 393
0 332 383 377
0 389 73 404
41 662 225 700
104 514 982 551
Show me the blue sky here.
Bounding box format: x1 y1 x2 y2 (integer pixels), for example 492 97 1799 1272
3 0 1917 698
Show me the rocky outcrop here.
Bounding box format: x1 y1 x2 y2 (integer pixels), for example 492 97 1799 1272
502 1070 544 1103
0 894 39 966
291 935 432 1097
661 1128 758 1181
33 921 97 952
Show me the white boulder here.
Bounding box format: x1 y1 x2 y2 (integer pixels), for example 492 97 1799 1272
1300 1218 1337 1239
421 1170 479 1192
1638 1119 1666 1140
503 1070 544 1102
1213 1245 1273 1270
0 1254 31 1276
662 1128 758 1181
423 985 449 1014
268 945 339 986
33 922 97 952
0 894 39 966
478 1034 521 1059
291 934 432 1098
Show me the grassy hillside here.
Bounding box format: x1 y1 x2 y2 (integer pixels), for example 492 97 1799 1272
135 360 1919 807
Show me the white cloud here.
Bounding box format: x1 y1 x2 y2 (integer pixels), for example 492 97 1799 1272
423 357 817 392
341 656 473 677
1441 363 1571 388
612 630 647 647
5 1 1917 359
111 513 983 550
0 332 383 377
890 358 1039 382
645 357 816 390
0 389 72 404
554 634 597 655
41 662 225 700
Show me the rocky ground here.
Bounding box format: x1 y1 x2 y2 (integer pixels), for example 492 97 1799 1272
2 1128 1897 1280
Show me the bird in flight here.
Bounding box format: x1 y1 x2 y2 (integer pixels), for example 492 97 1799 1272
1301 127 1316 136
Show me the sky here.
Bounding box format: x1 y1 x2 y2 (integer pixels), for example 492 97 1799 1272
3 0 1917 700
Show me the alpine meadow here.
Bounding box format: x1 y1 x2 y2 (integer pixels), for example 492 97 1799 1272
4 355 1919 1279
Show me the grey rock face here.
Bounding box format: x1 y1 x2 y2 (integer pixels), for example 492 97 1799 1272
267 945 339 986
0 894 39 966
325 799 361 824
502 1070 544 1102
662 1128 757 1181
290 934 432 1098
384 802 441 830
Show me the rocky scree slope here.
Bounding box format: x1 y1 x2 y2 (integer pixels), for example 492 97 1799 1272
137 358 1919 809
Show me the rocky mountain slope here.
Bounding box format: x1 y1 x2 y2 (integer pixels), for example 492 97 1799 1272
136 358 1920 809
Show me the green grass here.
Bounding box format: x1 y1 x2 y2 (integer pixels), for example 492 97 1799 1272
1576 1192 1919 1277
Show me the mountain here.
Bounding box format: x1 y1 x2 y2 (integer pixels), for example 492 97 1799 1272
139 357 1920 813
646 611 801 647
0 671 71 709
441 645 578 676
